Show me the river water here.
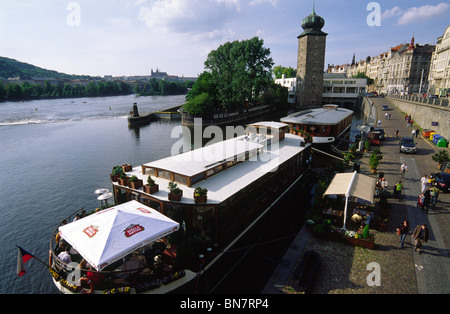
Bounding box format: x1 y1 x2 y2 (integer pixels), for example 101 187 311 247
0 95 186 294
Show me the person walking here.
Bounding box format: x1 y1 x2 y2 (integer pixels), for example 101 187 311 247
394 181 403 200
415 128 420 139
395 129 400 140
420 174 428 193
412 224 429 254
412 129 416 138
431 184 440 207
397 220 410 249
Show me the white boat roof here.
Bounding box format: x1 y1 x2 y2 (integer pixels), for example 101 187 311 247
121 133 307 205
143 136 264 178
281 105 353 126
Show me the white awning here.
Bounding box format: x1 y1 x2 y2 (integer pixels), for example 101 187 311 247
323 172 376 204
58 201 179 271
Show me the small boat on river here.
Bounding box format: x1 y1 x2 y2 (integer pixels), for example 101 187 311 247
48 121 312 294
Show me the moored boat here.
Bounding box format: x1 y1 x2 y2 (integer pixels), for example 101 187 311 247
48 121 312 294
280 104 353 147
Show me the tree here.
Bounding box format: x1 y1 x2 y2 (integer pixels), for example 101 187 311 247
432 150 450 170
273 66 296 79
352 72 374 86
204 37 274 109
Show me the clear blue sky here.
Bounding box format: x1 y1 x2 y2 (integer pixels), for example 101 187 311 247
1 0 449 78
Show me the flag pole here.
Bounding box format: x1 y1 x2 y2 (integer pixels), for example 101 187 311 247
16 245 52 269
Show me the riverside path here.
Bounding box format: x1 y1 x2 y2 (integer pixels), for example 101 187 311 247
264 96 450 294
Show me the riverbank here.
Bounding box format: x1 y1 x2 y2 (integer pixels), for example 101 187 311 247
264 97 450 294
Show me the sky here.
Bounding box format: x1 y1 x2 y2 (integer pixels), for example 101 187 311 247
1 0 449 78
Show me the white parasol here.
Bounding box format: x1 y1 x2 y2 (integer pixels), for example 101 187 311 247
58 200 180 271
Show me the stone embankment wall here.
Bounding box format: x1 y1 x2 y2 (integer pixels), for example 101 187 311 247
386 96 450 141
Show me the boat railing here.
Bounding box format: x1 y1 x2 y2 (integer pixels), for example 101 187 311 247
48 208 186 293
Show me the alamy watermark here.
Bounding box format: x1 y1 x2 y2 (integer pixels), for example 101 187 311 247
367 2 381 27
367 262 381 287
170 119 281 173
66 2 81 27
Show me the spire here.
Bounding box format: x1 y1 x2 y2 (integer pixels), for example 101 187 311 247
408 35 415 50
313 0 316 15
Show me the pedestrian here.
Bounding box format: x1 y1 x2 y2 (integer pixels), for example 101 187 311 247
393 181 403 200
378 120 382 127
415 128 419 139
401 163 408 177
412 129 416 138
423 188 431 214
389 113 392 120
412 224 429 254
420 174 428 193
385 113 388 120
431 184 440 207
395 129 399 140
410 119 414 127
397 220 410 249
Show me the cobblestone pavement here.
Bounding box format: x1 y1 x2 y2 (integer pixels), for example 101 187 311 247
265 97 450 294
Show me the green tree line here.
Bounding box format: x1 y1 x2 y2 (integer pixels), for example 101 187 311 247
0 80 134 101
133 79 194 96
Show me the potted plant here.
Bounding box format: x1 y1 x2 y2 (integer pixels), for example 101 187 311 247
128 175 143 189
117 173 129 186
168 181 183 201
122 164 132 172
110 165 123 182
369 148 383 174
144 176 159 194
432 150 450 171
377 216 389 232
193 187 208 204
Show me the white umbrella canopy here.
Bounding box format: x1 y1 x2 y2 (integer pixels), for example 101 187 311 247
58 200 180 271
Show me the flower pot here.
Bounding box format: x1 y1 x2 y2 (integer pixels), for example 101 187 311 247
128 179 143 189
110 174 120 182
144 184 159 194
194 195 207 204
344 237 375 249
169 192 182 202
122 164 132 172
118 177 129 186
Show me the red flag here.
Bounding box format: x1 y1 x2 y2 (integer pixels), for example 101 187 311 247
17 246 34 276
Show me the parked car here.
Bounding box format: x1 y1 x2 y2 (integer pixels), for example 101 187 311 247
382 104 390 111
433 172 450 192
399 137 417 153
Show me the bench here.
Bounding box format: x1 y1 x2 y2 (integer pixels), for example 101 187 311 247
292 250 321 293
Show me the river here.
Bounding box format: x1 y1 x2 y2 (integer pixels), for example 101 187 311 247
0 94 186 294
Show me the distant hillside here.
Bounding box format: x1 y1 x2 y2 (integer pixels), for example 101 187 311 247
0 56 95 80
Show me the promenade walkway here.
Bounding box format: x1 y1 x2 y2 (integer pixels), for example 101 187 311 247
263 97 450 294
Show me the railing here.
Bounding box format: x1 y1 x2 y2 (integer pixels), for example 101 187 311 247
388 94 450 109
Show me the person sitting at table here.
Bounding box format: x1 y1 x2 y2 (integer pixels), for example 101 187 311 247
352 211 363 224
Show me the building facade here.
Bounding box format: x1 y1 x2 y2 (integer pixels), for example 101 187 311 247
296 6 327 108
428 26 450 97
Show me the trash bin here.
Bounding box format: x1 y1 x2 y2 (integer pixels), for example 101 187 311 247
437 138 448 148
422 130 434 138
430 132 437 140
433 134 441 144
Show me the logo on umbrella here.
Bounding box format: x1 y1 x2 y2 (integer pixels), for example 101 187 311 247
83 225 99 238
124 224 145 238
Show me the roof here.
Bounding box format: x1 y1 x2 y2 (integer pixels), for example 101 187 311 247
280 106 353 126
122 134 307 205
323 172 376 204
143 137 264 178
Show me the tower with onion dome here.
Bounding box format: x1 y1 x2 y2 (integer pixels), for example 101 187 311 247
296 2 328 108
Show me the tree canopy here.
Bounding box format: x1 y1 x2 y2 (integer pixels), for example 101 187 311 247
273 66 296 79
184 37 275 114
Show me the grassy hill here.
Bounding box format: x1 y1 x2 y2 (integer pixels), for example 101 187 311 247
0 56 95 80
